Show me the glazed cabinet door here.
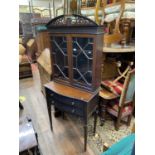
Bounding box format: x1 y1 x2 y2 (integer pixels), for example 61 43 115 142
71 36 94 90
50 36 69 81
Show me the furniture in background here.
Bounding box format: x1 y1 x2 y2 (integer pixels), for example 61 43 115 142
19 59 32 79
19 42 32 79
26 38 37 63
31 18 51 37
44 81 98 151
37 48 52 95
19 13 41 39
36 27 51 57
100 67 135 130
81 0 103 22
46 14 103 92
100 0 135 46
19 117 40 155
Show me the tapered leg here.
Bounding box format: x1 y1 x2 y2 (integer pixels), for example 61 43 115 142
127 114 133 126
47 103 53 131
62 112 65 120
84 116 88 152
99 99 107 126
93 110 98 135
115 118 121 131
84 124 88 152
115 109 123 131
19 101 24 110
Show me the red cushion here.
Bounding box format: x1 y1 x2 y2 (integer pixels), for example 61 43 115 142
107 103 133 118
101 80 123 96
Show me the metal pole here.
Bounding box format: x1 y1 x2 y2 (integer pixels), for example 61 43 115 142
52 0 55 18
30 0 34 17
49 2 52 18
29 0 31 13
64 0 66 15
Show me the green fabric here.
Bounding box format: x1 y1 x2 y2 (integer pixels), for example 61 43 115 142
101 134 135 155
125 74 135 102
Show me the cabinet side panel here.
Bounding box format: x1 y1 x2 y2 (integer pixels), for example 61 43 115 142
94 34 103 89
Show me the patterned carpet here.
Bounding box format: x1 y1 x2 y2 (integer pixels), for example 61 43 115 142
68 114 134 155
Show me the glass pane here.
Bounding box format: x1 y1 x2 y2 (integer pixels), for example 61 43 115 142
51 36 69 79
72 37 93 85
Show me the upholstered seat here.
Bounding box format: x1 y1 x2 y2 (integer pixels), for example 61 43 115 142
104 11 135 22
99 68 135 130
81 9 103 21
107 102 133 118
101 80 123 96
81 2 135 23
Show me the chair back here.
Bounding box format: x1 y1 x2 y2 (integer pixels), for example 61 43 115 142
119 69 135 106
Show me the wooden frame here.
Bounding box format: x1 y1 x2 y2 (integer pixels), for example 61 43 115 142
115 69 135 130
46 14 104 92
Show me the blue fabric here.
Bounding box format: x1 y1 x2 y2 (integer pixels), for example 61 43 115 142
101 134 135 155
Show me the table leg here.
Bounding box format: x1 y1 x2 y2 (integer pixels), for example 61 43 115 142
84 117 88 152
47 103 53 131
99 99 107 126
93 110 98 135
19 101 24 110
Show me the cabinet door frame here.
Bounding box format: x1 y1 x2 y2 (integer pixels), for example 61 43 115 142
49 33 97 92
49 34 70 85
70 34 96 91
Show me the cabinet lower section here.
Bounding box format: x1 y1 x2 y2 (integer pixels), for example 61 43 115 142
44 81 99 151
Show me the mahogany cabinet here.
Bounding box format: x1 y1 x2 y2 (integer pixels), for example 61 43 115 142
46 14 104 92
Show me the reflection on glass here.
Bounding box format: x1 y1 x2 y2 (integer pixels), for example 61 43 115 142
51 36 69 79
72 37 93 85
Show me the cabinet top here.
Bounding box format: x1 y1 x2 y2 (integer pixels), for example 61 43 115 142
46 14 104 35
44 81 97 102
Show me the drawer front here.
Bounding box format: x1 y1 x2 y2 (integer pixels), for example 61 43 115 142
51 99 84 117
46 88 84 109
45 88 84 117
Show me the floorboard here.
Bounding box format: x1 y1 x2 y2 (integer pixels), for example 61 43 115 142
19 64 96 155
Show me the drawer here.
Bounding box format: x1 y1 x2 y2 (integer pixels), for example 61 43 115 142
50 99 84 117
46 88 84 109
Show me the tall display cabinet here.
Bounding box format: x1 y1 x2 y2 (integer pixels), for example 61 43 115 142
44 14 104 151
47 14 104 92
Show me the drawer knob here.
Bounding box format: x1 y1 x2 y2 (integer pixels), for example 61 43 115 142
72 109 75 113
71 102 75 105
51 100 54 104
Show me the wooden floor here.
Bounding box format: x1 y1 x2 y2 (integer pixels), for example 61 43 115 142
19 64 96 155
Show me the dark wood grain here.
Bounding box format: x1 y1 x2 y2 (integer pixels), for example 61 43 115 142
45 81 95 102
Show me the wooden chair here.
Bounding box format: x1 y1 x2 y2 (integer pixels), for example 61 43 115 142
95 0 135 46
99 65 135 130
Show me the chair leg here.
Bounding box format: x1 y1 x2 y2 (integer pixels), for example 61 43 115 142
115 117 121 131
115 109 123 131
127 113 133 126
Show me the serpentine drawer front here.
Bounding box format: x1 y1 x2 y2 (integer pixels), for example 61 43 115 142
44 81 99 151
